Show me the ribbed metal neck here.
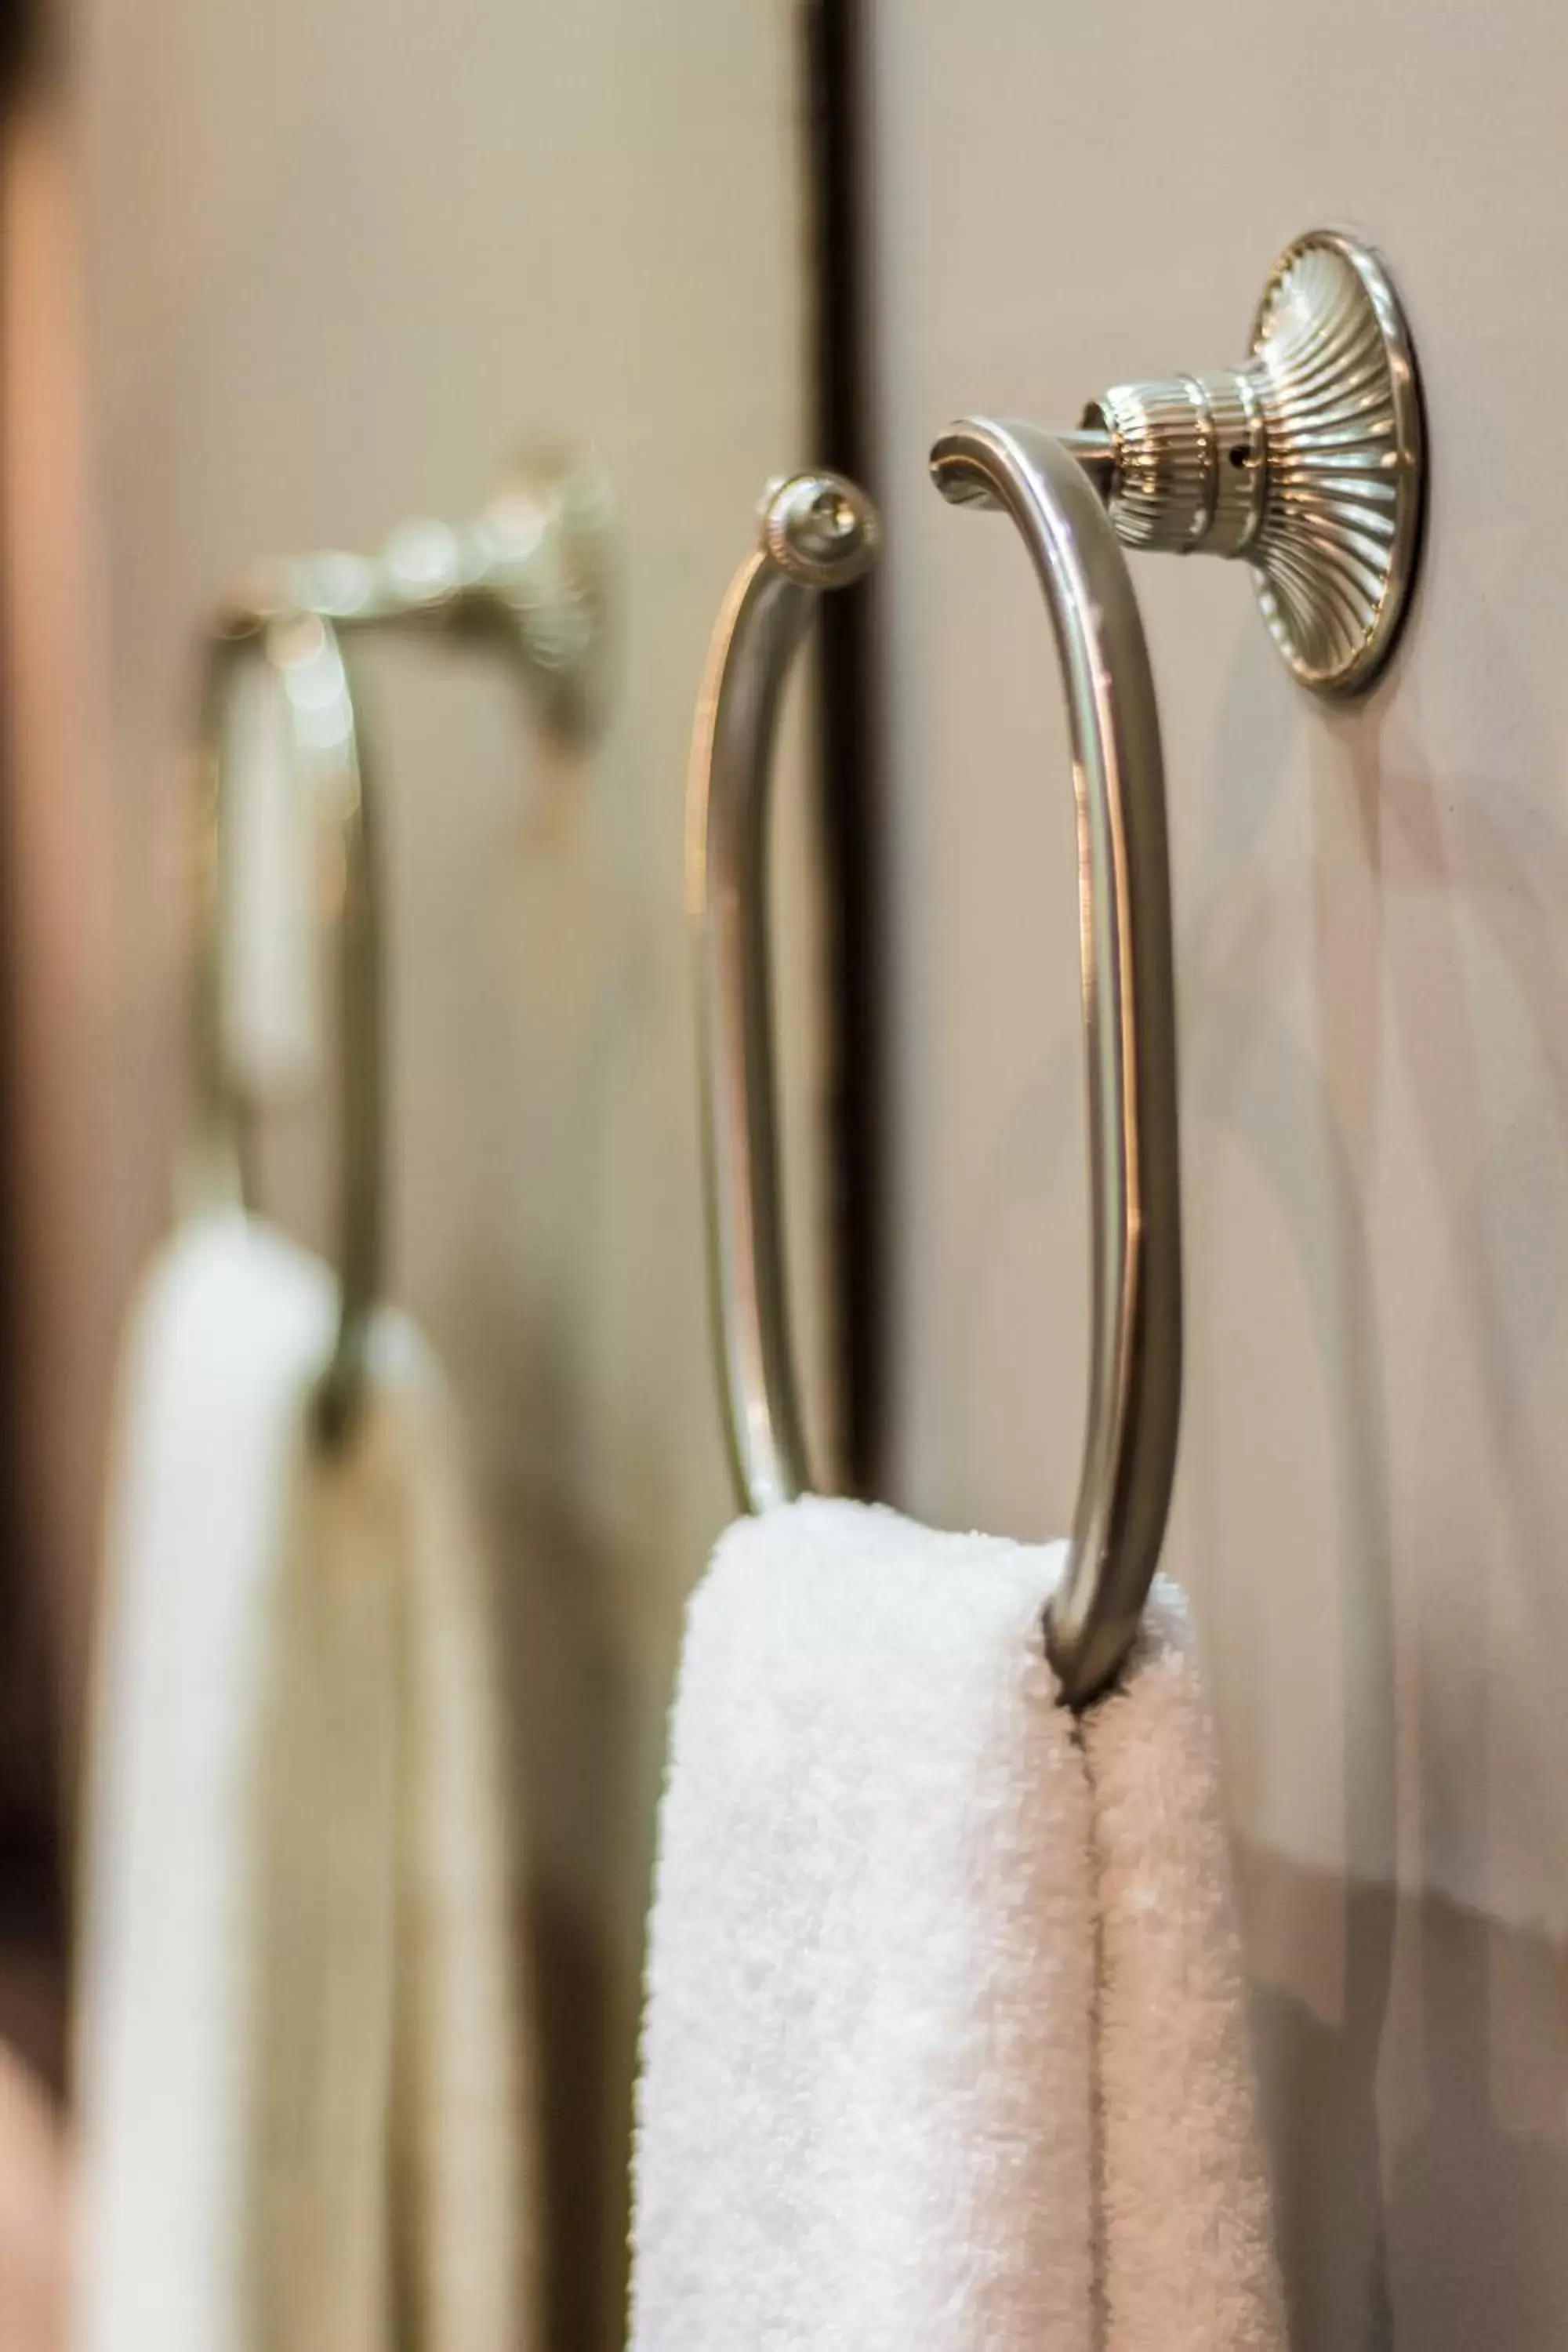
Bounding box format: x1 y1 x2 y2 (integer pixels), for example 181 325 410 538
1088 368 1268 561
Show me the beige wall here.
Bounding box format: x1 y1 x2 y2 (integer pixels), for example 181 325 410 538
65 4 827 2342
867 5 1568 2346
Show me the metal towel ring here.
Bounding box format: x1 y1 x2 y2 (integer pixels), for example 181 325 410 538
192 610 382 1448
931 421 1183 1709
923 230 1423 1695
692 234 1423 1705
688 471 879 1514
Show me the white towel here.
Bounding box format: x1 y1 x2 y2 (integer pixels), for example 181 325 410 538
628 1495 1284 2352
74 1213 532 2352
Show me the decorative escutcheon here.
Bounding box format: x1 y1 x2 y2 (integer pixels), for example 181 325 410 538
1077 229 1426 697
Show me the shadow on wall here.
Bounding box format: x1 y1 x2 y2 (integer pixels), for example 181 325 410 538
1241 1850 1568 2352
1221 588 1568 2350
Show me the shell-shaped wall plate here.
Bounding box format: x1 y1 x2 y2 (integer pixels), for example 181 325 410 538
1245 231 1425 696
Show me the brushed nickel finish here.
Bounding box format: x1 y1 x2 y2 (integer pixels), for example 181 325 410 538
1083 230 1425 695
931 420 1183 1709
688 470 879 1514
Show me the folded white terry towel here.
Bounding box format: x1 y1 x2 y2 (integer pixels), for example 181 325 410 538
629 1495 1284 2352
74 1213 532 2352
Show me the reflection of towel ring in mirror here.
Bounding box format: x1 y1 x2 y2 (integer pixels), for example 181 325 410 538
191 443 615 1446
192 613 382 1447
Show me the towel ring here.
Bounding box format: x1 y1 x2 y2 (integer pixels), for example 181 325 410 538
688 471 880 1513
926 230 1424 1698
690 460 1175 1708
192 612 382 1447
692 234 1423 1705
931 423 1183 1708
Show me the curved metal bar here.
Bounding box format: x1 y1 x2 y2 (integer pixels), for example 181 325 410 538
930 418 1182 1708
688 472 879 1513
191 608 383 1449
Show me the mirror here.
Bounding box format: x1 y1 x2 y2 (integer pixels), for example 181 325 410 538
0 4 878 2344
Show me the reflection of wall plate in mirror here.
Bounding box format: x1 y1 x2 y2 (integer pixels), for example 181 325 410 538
468 440 618 748
378 438 617 748
225 441 618 753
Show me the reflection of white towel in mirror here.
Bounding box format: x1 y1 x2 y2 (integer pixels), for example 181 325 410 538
74 1214 534 2352
220 658 326 1106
